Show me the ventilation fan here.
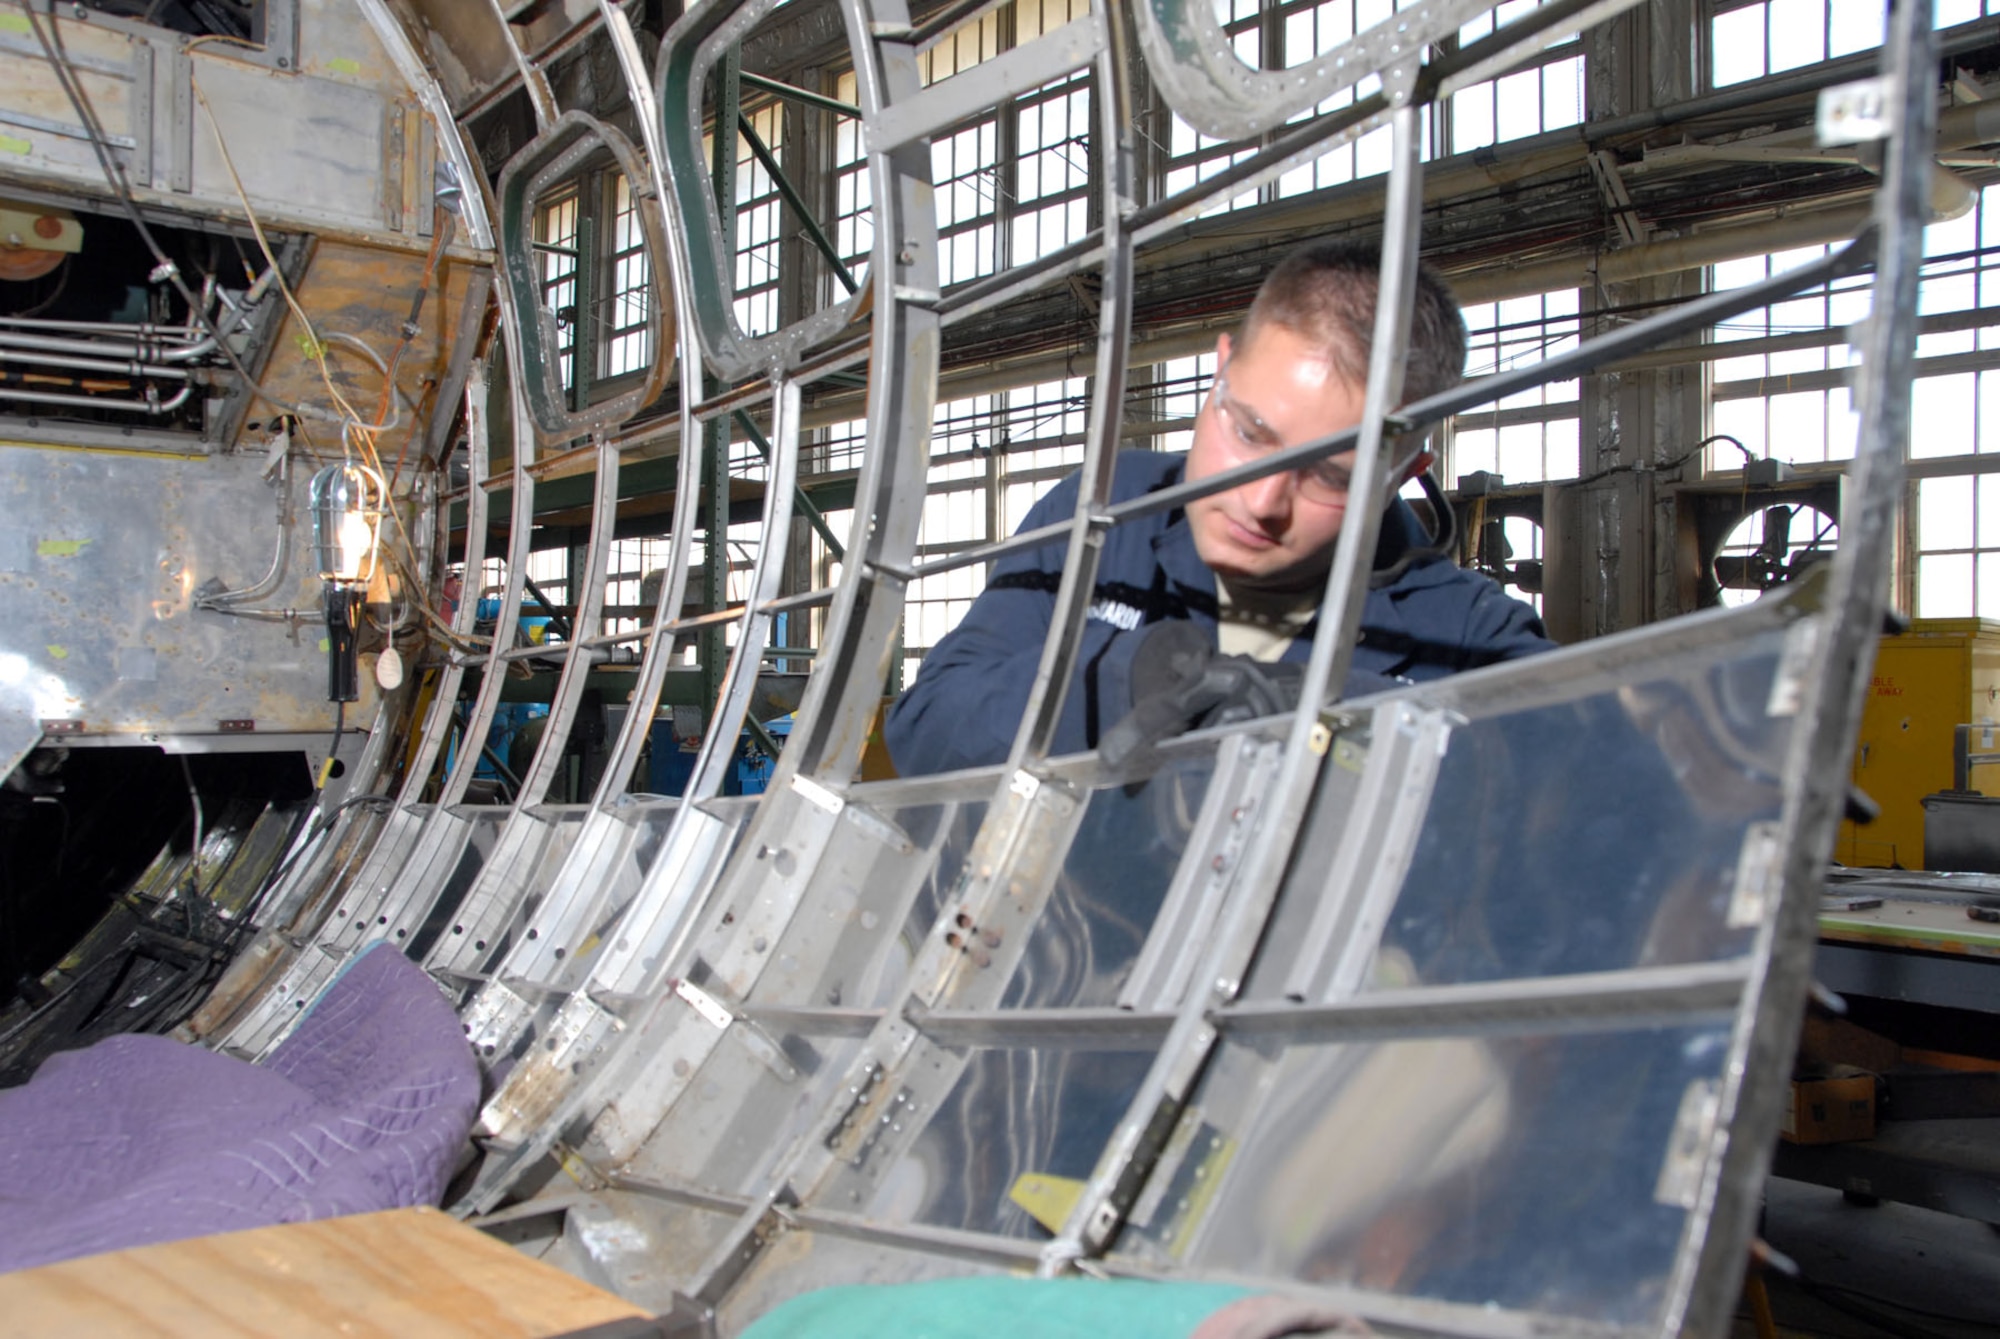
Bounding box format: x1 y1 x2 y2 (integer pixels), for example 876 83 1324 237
1713 504 1838 601
1473 516 1544 595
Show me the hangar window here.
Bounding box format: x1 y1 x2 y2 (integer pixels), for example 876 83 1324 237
1708 0 1886 87
1149 353 1218 457
1708 184 2000 616
832 76 873 293
732 102 788 338
903 393 1000 684
1165 0 1443 212
535 188 582 393
1915 476 2000 617
1708 0 1996 89
835 1 1064 293
604 536 672 639
1447 290 1583 485
1706 245 1868 468
532 173 656 398
605 176 655 377
1447 3 1584 155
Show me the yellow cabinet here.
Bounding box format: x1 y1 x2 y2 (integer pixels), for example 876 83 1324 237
1839 618 2000 868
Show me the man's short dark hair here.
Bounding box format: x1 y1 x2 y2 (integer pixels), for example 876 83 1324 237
1239 240 1467 407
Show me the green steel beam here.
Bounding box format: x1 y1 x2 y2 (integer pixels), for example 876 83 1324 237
732 409 846 560
738 71 862 120
737 111 858 295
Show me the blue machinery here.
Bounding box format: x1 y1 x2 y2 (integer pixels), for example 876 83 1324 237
120 0 1944 1332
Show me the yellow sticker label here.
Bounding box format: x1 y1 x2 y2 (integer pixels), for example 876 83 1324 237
0 14 28 33
318 637 331 653
1006 1172 1085 1235
37 539 91 558
0 135 29 156
327 57 362 76
45 645 66 660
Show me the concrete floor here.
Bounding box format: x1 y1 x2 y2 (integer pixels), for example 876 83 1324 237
1735 1177 2000 1338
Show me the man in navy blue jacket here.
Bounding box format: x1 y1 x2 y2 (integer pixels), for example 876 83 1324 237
885 242 1551 776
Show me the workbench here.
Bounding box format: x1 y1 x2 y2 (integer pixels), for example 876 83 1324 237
1771 872 2000 1224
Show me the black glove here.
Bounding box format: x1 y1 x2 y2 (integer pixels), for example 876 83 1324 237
1100 621 1304 767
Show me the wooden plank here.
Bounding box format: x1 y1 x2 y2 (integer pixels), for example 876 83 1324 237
0 1206 649 1339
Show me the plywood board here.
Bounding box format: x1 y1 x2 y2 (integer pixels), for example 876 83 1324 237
256 239 483 449
0 1206 648 1338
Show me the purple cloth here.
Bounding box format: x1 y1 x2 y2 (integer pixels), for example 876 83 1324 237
0 943 479 1273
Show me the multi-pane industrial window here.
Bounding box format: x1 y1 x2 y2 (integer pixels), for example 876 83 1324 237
1448 2 1584 155
1709 0 1998 89
1151 352 1218 456
1908 185 2000 615
604 536 672 639
536 190 580 391
605 176 652 376
902 395 998 684
1710 0 1884 87
1012 74 1092 262
999 377 1090 533
1915 476 2000 618
532 174 654 390
1706 246 1868 467
833 72 872 289
1160 0 1573 214
834 0 1093 296
1277 0 1391 195
734 102 786 338
1447 290 1582 485
1162 0 1260 216
923 10 1003 287
1711 182 2000 616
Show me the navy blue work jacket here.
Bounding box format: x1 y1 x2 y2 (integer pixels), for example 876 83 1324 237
884 450 1552 776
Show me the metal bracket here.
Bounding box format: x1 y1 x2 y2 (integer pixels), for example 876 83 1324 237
1587 149 1650 247
1728 821 1785 930
1655 1078 1722 1209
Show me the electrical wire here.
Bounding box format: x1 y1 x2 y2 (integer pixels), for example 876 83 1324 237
14 1 319 423
178 754 204 907
249 792 393 920
320 699 346 791
7 254 72 319
28 4 530 688
1564 431 1756 490
186 67 373 435
132 113 476 658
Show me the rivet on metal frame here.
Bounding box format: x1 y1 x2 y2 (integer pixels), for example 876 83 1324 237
1307 720 1333 755
790 772 846 816
1766 615 1823 718
673 977 733 1031
1728 821 1786 929
1654 1078 1722 1209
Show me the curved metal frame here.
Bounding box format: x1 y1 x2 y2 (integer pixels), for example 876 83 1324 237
655 0 869 382
494 111 676 442
181 1 1938 1333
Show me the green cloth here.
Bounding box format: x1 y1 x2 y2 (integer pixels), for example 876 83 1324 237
738 1277 1254 1339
